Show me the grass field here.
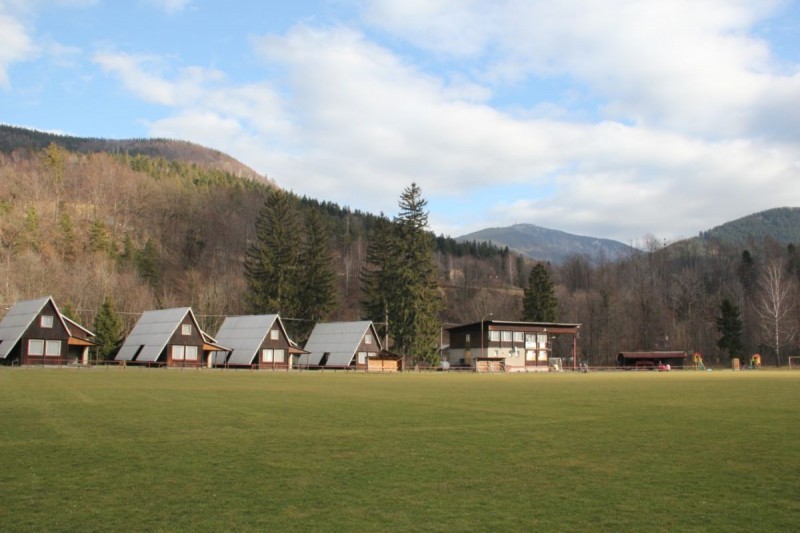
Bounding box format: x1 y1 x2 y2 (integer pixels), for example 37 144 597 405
1 368 798 532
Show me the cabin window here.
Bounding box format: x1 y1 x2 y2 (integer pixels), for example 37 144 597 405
537 334 548 347
172 345 185 360
365 334 373 345
465 333 471 343
181 324 192 336
526 350 536 361
270 329 279 340
41 315 54 328
262 349 274 363
184 346 198 361
501 331 512 342
45 340 61 357
488 331 500 342
513 331 524 342
357 351 367 364
28 339 44 356
274 349 285 363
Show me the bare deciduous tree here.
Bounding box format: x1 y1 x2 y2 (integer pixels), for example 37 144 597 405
756 261 796 366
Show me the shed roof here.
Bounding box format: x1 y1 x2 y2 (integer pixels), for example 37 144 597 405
619 351 687 359
213 314 281 365
0 296 95 359
116 307 223 362
298 321 379 367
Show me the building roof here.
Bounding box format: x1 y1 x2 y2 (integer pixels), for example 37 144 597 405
213 314 282 365
447 319 581 333
116 307 223 362
298 321 379 367
0 296 95 359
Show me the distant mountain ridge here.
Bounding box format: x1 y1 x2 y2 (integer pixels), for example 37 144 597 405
457 224 635 264
0 124 271 185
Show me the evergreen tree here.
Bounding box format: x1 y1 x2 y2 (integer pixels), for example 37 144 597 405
522 262 558 322
22 205 41 252
361 214 399 344
59 212 76 262
375 183 443 363
137 238 160 289
244 189 302 316
716 298 744 361
88 219 111 254
294 209 337 342
93 296 124 361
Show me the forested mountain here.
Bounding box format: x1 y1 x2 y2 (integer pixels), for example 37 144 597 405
696 207 800 246
0 124 269 184
2 125 799 367
458 223 634 264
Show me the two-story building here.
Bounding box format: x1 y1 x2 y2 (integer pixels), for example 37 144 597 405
446 319 580 372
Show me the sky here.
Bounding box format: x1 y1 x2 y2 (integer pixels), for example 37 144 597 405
2 0 800 245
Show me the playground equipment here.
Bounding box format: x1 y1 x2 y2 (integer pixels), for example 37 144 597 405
693 352 707 371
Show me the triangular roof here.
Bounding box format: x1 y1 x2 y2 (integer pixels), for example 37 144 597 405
116 307 224 362
0 296 95 359
214 314 279 365
298 321 380 367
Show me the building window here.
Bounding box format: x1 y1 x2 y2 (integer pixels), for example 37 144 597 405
28 339 44 356
513 331 524 342
465 333 471 344
501 331 512 342
262 349 274 363
185 345 198 361
357 351 367 364
270 329 279 340
41 315 54 328
45 340 61 357
181 324 192 336
172 345 185 360
365 334 373 345
488 331 500 342
526 350 536 361
274 349 285 363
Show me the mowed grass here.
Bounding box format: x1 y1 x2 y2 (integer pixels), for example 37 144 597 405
1 369 798 532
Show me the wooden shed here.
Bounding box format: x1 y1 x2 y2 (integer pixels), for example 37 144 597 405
115 307 227 367
0 296 96 366
617 351 688 369
367 350 402 373
211 314 306 370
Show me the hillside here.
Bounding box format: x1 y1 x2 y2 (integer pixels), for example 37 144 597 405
698 207 800 246
0 124 271 185
458 223 634 264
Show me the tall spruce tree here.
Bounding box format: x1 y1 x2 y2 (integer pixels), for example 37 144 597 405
244 189 302 316
522 262 558 322
361 214 399 345
294 209 337 342
93 296 124 361
394 183 442 362
716 298 744 361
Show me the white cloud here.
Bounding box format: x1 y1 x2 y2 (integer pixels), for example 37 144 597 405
92 5 800 243
363 0 799 140
0 11 36 88
145 0 191 14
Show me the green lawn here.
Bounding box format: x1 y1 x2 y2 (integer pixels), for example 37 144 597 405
1 368 798 532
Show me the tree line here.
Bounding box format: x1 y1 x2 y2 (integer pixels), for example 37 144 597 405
1 141 799 366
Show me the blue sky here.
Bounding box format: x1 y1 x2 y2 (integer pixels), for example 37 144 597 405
2 0 800 244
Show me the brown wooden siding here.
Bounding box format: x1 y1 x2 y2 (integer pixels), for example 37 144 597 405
165 315 205 367
20 300 70 365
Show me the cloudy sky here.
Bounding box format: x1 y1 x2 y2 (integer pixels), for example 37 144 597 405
2 0 799 244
